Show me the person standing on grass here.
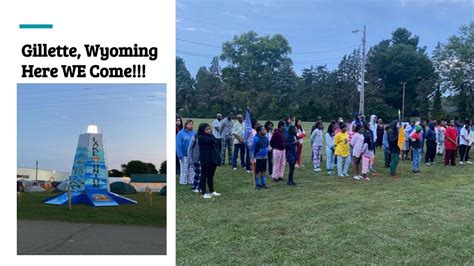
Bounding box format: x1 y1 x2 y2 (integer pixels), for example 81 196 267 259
467 122 474 161
246 119 259 174
351 124 365 180
459 120 472 164
325 123 336 175
364 122 377 173
197 123 221 199
176 115 184 175
410 125 422 173
176 119 196 185
388 120 400 178
425 122 437 165
212 113 223 164
270 121 286 182
402 123 410 160
264 121 274 177
360 134 372 181
376 118 384 149
285 125 299 186
295 119 306 168
436 121 446 155
188 132 201 193
445 120 458 166
250 126 270 189
310 121 324 172
231 114 246 170
334 123 351 177
382 125 391 168
220 113 234 166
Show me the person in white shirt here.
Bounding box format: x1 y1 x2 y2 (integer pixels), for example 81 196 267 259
212 113 223 164
459 120 472 164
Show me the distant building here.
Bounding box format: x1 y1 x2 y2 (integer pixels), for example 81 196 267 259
130 174 166 192
17 167 69 182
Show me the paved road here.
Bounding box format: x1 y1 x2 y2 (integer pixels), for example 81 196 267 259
17 220 166 255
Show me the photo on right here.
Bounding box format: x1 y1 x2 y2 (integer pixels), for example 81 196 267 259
176 0 473 264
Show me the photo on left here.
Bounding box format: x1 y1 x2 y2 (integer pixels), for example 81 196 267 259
17 83 167 255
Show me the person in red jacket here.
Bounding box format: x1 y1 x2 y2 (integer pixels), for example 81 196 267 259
444 120 458 166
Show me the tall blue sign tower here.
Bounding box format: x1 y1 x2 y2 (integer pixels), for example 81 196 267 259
44 125 137 207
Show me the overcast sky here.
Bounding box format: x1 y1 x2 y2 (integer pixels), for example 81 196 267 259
177 0 473 76
17 83 166 172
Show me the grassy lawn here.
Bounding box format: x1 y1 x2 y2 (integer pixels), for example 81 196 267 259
18 192 166 227
177 119 474 264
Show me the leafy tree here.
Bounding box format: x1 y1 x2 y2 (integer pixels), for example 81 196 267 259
432 86 445 120
122 160 158 177
432 22 473 119
176 57 195 116
159 161 167 174
366 28 436 119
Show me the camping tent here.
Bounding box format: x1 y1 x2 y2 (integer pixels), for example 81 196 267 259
159 185 166 196
110 181 137 194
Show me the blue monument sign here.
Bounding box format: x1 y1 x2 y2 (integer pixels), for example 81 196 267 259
44 125 137 207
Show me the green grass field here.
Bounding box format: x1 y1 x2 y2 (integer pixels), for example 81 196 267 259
17 192 166 227
177 120 474 264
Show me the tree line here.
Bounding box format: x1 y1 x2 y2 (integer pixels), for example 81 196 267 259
177 23 473 122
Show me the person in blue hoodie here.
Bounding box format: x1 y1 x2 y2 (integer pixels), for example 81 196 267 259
250 125 270 189
176 119 196 185
285 125 298 186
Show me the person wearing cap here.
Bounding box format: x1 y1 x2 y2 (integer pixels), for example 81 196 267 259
410 125 423 173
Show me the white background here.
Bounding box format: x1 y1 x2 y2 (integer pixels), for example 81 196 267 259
0 0 176 264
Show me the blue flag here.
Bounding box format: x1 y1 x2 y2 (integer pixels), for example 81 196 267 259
243 109 252 148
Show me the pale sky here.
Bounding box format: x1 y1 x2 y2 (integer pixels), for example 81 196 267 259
17 83 166 172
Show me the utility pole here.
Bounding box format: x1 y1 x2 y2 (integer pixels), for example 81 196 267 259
401 82 407 121
35 160 38 181
353 25 366 115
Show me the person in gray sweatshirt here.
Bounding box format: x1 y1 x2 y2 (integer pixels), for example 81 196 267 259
188 134 201 193
311 122 324 172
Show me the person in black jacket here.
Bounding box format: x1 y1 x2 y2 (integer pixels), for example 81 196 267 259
285 125 298 186
197 123 221 199
425 121 437 165
388 120 400 179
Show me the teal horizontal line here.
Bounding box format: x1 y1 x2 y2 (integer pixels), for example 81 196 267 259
19 24 53 29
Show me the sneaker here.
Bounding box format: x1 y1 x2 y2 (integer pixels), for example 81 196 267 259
233 167 237 170
287 181 296 186
467 161 473 164
202 193 212 199
460 161 464 165
261 185 269 189
247 170 252 174
338 174 344 177
192 189 200 193
314 168 321 172
425 163 431 166
352 176 361 180
211 192 221 196
327 171 333 175
343 173 349 177
278 177 284 181
363 177 370 181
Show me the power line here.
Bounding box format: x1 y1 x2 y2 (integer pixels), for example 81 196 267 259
18 97 161 110
17 84 147 95
18 88 162 102
19 113 165 131
177 38 221 48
